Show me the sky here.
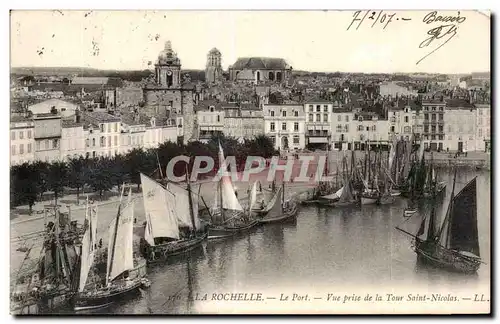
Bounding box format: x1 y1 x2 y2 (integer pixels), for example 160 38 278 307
10 10 490 74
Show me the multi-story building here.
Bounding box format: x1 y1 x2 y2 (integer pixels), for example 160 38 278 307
421 99 446 151
263 104 306 151
10 115 35 165
304 100 332 150
223 103 264 140
387 100 421 141
353 112 390 150
475 103 491 152
33 112 62 162
83 111 121 158
444 99 476 152
330 107 355 151
61 111 86 160
195 100 225 143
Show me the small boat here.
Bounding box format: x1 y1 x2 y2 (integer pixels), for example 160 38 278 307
207 143 260 239
73 188 148 311
139 172 207 263
403 208 418 217
391 190 401 197
397 169 482 273
258 182 298 224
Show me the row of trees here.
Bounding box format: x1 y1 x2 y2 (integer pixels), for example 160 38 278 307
10 135 277 212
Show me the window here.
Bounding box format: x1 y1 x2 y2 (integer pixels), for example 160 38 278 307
324 113 328 123
92 151 96 158
438 125 443 133
439 135 444 140
431 125 436 133
308 105 313 111
53 139 58 148
293 136 300 144
324 105 329 112
345 115 349 122
11 131 15 140
100 124 104 132
27 130 32 139
431 114 436 121
114 136 118 146
337 125 342 132
404 126 411 133
11 145 15 155
337 115 342 122
282 110 286 117
371 125 376 131
294 111 299 117
270 111 275 117
424 114 429 120
282 123 287 131
344 125 349 132
308 114 313 122
19 131 24 139
479 128 483 137
404 116 409 123
391 126 395 132
432 107 436 111
19 144 24 154
479 109 483 115
316 105 321 112
431 135 436 140
439 107 444 111
439 113 444 121
108 136 111 147
308 130 313 135
92 138 95 147
358 116 363 122
358 125 364 131
217 115 220 122
27 143 32 153
294 122 299 131
316 114 320 122
100 136 105 147
86 139 89 147
424 125 429 133
270 122 275 131
36 141 40 151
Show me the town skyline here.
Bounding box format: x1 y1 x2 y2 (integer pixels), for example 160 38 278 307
10 10 490 74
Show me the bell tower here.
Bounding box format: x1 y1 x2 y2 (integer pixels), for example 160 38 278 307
155 41 182 88
205 47 222 84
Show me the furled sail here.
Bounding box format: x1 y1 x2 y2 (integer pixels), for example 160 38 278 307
249 182 258 212
107 188 135 283
141 173 180 242
443 178 479 256
262 186 282 213
78 198 98 292
266 186 283 216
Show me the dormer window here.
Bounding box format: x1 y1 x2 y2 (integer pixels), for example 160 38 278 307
358 116 363 122
210 106 215 112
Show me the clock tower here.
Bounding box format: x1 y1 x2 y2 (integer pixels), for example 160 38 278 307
155 41 181 88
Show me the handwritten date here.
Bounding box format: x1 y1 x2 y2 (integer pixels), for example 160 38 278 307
347 10 411 31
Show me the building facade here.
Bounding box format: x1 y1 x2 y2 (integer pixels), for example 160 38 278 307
195 100 225 142
10 116 35 165
330 109 355 150
263 104 306 151
304 101 333 150
83 111 121 158
421 99 446 151
444 99 477 152
33 113 62 162
353 112 390 150
475 103 491 152
223 103 264 140
61 111 86 160
388 100 420 141
228 57 292 84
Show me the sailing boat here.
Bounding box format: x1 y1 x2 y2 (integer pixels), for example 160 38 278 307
139 171 207 263
73 188 149 311
378 151 395 205
360 146 380 205
258 182 298 223
423 152 447 198
397 170 482 273
301 147 336 205
207 143 259 239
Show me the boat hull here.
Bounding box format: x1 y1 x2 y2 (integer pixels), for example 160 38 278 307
208 220 260 240
415 241 481 274
73 280 143 312
361 195 378 205
258 204 298 224
404 209 417 217
140 233 208 263
391 190 401 197
11 289 73 315
378 195 394 205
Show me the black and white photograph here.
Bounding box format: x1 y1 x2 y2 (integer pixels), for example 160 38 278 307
8 9 491 315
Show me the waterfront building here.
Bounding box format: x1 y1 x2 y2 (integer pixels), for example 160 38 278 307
33 112 62 162
61 111 86 160
421 98 446 151
83 111 121 158
444 99 477 152
475 103 491 152
10 115 35 165
223 103 264 141
304 100 332 150
263 104 306 151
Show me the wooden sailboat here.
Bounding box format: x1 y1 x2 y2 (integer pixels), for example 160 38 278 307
207 143 260 239
397 170 482 273
73 188 149 311
258 182 298 224
301 146 336 205
139 171 207 263
378 151 395 205
360 146 380 205
423 152 447 198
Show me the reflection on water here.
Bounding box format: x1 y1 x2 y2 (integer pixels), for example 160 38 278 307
96 169 490 314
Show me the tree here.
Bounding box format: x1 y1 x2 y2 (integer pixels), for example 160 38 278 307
32 161 49 201
88 157 114 199
10 163 39 213
124 149 155 189
47 161 68 205
67 157 89 204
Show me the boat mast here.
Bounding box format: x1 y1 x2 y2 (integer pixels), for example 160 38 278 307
436 167 458 244
106 185 125 286
185 164 197 233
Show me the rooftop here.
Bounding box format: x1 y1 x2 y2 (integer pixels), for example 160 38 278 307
82 111 121 123
230 57 290 70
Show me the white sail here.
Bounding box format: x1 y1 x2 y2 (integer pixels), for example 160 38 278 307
141 173 180 241
78 198 98 292
262 187 282 213
248 182 258 211
168 182 201 230
107 188 135 283
388 138 397 171
218 143 244 211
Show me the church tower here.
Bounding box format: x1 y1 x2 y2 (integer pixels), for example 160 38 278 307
155 41 182 88
205 48 222 84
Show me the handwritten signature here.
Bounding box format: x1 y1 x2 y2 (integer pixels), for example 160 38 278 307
416 11 467 65
347 10 411 31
